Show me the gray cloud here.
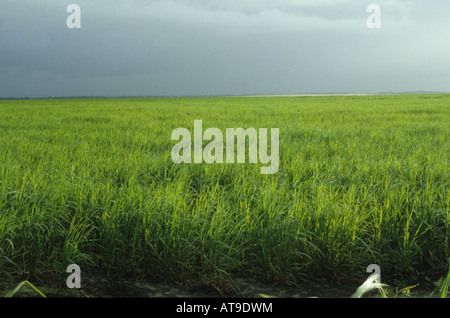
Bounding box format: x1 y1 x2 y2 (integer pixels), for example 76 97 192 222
0 0 449 97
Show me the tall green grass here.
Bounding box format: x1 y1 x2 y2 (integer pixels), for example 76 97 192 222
0 95 448 290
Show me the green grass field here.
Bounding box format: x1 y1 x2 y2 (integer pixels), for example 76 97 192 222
0 94 449 296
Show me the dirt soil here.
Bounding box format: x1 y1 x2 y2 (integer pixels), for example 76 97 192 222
2 274 440 298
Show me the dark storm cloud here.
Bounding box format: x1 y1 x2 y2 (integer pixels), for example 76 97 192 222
0 0 449 97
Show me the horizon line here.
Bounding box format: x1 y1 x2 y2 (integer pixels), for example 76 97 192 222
1 90 449 100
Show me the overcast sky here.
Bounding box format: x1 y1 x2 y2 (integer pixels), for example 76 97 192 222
1 0 449 98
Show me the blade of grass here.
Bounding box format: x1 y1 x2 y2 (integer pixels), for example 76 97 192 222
439 265 450 298
3 281 47 298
